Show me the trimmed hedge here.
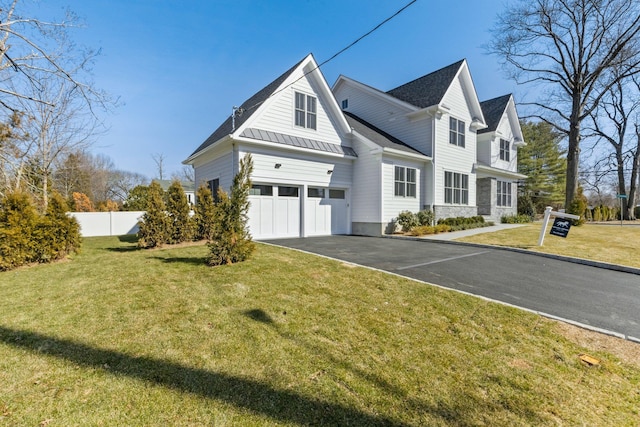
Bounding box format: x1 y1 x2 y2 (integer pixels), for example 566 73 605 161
501 214 533 224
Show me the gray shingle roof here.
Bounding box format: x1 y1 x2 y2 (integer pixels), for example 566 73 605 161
386 59 465 108
344 111 427 157
478 94 512 134
187 57 307 158
240 128 357 157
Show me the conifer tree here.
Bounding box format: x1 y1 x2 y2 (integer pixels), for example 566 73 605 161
166 180 194 244
518 121 567 212
137 181 168 248
194 183 216 241
207 154 255 265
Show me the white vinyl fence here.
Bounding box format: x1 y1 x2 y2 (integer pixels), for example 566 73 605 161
69 211 145 237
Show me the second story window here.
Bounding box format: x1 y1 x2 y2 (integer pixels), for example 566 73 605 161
449 117 465 147
295 92 317 130
500 139 510 161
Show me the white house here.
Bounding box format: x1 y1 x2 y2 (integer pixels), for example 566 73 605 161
184 54 525 239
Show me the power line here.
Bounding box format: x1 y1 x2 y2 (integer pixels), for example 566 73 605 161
234 0 418 120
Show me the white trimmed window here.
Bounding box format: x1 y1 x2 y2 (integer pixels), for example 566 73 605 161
295 92 317 130
497 181 512 207
500 139 510 161
449 117 465 147
444 171 469 205
394 166 417 198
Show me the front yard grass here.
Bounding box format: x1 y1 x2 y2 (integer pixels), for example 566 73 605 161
458 222 640 269
1 236 639 426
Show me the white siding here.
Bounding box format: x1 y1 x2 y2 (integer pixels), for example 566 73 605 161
243 145 351 188
252 74 345 146
334 82 431 156
194 151 234 193
351 137 382 223
382 157 424 223
434 76 477 207
494 116 518 172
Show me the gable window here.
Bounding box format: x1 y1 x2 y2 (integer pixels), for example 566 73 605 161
449 117 465 147
444 171 469 205
500 139 510 161
394 166 417 198
497 181 512 207
295 92 317 130
341 99 349 109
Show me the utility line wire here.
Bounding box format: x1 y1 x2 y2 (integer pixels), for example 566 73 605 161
234 0 418 119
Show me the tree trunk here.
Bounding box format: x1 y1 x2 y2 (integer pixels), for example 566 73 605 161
628 127 640 220
565 115 581 209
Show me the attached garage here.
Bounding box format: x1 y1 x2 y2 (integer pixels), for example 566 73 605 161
248 184 349 239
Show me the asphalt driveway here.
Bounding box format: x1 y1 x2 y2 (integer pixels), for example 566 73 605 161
264 235 640 341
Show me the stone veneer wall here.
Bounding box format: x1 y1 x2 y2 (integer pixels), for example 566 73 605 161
477 178 493 216
433 205 478 221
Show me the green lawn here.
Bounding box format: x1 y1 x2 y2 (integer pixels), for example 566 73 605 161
458 223 640 269
1 236 639 426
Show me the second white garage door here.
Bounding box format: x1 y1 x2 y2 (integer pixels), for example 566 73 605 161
248 185 348 239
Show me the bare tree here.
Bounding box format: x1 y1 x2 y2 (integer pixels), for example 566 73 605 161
489 0 640 208
171 165 194 183
0 0 109 112
587 75 640 219
16 73 103 209
152 152 165 180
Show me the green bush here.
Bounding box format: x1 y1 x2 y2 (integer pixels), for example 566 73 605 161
34 192 81 263
166 180 194 244
396 210 419 232
0 192 38 270
137 181 169 248
407 223 451 236
517 193 536 219
194 183 216 241
501 214 533 224
0 191 81 271
416 209 435 226
635 206 640 219
207 154 255 266
592 206 602 221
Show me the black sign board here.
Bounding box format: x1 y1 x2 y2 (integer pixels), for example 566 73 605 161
550 217 571 238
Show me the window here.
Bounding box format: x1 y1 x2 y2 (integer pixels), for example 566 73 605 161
250 185 272 196
444 171 469 205
394 166 417 198
341 99 349 109
497 181 512 207
449 117 465 147
500 139 510 161
329 189 345 199
307 187 325 198
278 186 299 197
295 92 317 129
208 178 219 201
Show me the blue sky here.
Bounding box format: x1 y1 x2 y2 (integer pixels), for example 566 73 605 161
37 0 519 180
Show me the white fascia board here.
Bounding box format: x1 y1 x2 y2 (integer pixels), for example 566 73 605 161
382 147 432 162
232 135 357 159
183 135 232 165
332 75 418 112
443 60 486 127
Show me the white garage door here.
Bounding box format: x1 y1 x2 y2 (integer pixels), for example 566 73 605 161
305 188 348 236
248 185 300 239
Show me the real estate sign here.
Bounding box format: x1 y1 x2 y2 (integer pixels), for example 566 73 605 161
549 217 571 238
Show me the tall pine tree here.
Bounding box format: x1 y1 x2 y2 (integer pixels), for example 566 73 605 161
518 121 567 212
194 183 216 241
137 181 168 248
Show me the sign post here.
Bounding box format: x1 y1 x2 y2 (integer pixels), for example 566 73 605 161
538 206 580 246
617 194 627 226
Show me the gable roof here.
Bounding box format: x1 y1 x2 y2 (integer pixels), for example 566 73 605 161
186 57 306 159
344 111 427 157
386 59 465 108
478 94 513 134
